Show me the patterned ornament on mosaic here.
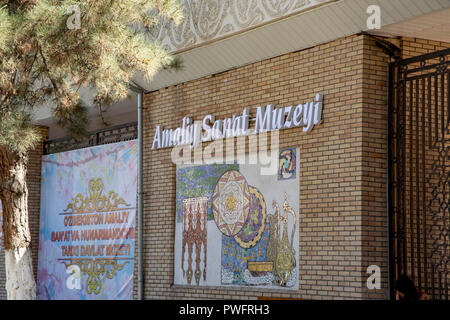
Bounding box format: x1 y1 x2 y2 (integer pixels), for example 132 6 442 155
181 197 208 285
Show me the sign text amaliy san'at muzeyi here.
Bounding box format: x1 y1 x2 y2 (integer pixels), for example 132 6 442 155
151 94 324 149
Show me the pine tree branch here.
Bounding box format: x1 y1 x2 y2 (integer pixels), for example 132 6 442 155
38 46 59 95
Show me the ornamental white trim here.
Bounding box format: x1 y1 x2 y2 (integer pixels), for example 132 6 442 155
146 0 333 52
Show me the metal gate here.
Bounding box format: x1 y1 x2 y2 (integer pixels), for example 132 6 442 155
389 48 450 299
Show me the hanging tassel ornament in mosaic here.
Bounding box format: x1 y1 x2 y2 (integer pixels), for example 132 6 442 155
181 197 208 285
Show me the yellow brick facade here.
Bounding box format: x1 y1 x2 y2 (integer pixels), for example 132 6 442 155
140 34 386 299
1 34 449 300
136 34 450 300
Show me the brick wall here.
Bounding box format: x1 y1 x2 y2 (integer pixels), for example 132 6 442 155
140 34 392 300
360 37 390 299
400 38 450 59
28 127 48 282
1 36 447 300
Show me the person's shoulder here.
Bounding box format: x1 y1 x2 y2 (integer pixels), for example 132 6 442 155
417 289 431 300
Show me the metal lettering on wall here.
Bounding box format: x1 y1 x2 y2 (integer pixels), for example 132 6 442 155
152 94 323 150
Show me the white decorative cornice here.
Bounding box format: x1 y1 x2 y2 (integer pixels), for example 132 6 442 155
146 0 333 53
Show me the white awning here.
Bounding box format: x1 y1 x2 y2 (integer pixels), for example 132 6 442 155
35 0 450 138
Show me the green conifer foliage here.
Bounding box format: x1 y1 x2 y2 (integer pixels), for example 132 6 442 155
0 0 183 299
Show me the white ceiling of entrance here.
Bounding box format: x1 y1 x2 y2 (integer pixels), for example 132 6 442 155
370 6 450 43
136 0 450 92
35 0 450 139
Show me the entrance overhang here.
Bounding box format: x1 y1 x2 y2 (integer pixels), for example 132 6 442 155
33 0 450 138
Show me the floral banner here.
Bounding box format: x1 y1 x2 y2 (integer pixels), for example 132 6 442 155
37 140 137 300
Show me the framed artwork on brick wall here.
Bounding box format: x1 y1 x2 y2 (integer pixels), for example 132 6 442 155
174 148 300 289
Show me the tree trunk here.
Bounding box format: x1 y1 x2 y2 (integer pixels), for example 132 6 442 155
0 147 36 300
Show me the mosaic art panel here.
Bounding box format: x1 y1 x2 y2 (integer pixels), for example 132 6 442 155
174 148 300 289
